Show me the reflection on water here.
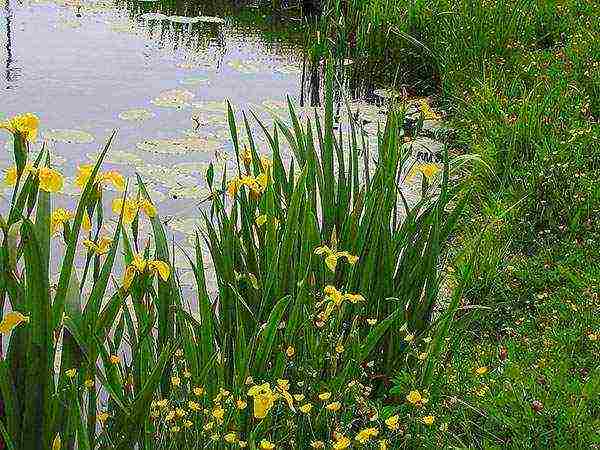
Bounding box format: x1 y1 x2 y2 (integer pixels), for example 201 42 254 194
0 0 308 287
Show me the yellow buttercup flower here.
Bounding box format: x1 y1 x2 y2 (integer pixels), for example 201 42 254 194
109 354 120 364
419 99 441 121
406 390 423 405
325 401 341 412
83 236 112 255
332 435 351 450
286 346 295 357
355 427 379 444
171 376 181 387
422 415 435 425
318 392 331 401
0 113 39 141
259 440 275 450
0 311 30 334
311 441 325 449
236 399 247 410
299 403 312 414
385 414 400 431
378 439 388 450
65 368 77 379
84 379 94 389
293 394 305 402
37 167 64 192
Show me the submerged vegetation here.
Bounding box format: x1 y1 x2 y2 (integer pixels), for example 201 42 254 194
1 0 599 449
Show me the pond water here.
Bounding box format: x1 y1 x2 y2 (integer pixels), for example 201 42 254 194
0 0 436 293
0 0 312 283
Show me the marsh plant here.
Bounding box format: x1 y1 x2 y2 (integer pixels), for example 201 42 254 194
0 69 466 449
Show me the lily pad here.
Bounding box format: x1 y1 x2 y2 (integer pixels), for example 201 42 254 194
227 59 263 75
136 136 220 155
190 100 228 115
180 77 210 86
274 65 301 75
168 15 202 24
167 216 204 236
136 164 198 188
87 149 144 166
140 12 167 20
151 89 194 108
373 88 400 100
196 16 225 24
118 108 155 121
169 185 209 200
43 129 94 144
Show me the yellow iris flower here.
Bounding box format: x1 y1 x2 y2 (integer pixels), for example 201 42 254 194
227 172 268 199
0 311 30 334
122 254 170 290
407 163 440 182
112 197 157 224
74 164 125 191
0 112 39 141
51 208 74 235
37 167 64 193
332 436 351 450
259 440 275 450
83 236 112 255
319 286 366 321
248 383 277 419
314 245 358 272
4 164 34 186
4 165 63 193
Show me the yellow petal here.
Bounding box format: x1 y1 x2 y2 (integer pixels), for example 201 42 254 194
52 434 61 450
4 166 18 186
82 212 92 232
0 311 30 334
37 167 64 193
122 265 137 290
104 171 125 191
324 254 338 272
74 164 93 189
138 199 157 218
227 178 240 197
255 214 267 226
149 260 170 281
314 245 332 256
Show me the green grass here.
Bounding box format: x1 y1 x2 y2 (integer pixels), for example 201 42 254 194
0 67 469 448
301 0 600 448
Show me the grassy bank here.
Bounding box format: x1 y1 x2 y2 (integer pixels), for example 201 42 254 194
304 0 600 447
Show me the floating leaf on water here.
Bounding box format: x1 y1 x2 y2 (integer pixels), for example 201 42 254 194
140 12 167 20
168 15 202 24
151 89 194 108
136 136 221 156
373 88 400 100
169 184 209 200
190 100 228 115
196 15 225 24
108 20 138 33
136 164 198 188
227 59 263 75
180 77 210 86
274 65 301 75
118 108 155 121
43 129 94 144
167 216 204 235
173 161 210 175
87 149 144 166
